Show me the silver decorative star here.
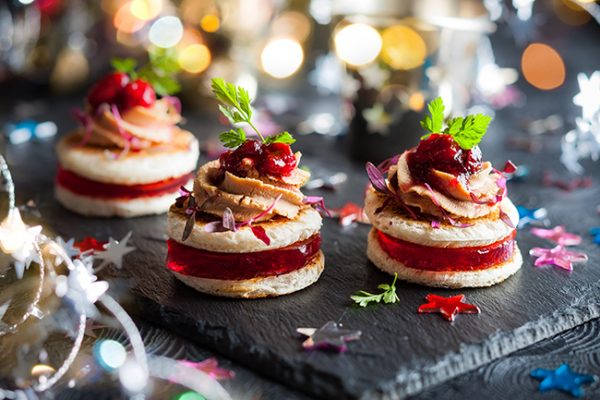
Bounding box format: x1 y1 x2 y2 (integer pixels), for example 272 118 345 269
363 103 392 135
297 321 362 352
95 231 135 271
56 259 108 317
573 72 600 120
0 209 42 279
55 237 79 259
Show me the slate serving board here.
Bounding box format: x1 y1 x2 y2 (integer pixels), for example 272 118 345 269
11 117 600 399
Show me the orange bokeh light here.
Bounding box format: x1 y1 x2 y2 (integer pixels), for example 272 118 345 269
521 43 566 90
114 2 146 34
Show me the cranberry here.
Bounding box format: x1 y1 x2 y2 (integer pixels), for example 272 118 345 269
119 79 156 110
258 142 297 176
87 72 129 110
219 140 263 176
408 134 482 183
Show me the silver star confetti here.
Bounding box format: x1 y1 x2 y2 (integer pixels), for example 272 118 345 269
95 231 135 271
297 321 362 352
55 237 79 259
573 71 600 120
0 209 42 279
56 259 108 317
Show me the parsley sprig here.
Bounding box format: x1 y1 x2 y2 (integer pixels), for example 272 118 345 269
210 78 296 148
420 97 492 150
111 48 181 96
351 273 400 307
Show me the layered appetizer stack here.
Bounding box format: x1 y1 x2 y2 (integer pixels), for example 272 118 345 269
365 98 522 288
166 79 326 298
55 56 198 217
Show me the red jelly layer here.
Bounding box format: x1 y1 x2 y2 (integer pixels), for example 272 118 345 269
376 229 515 271
166 234 321 280
56 165 193 199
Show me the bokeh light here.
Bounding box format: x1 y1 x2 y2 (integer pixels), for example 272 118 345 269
271 11 312 42
261 38 304 79
178 44 211 74
200 14 220 32
118 359 148 392
334 23 382 67
174 391 206 400
114 2 146 34
408 92 425 111
380 25 427 70
94 340 127 371
130 0 163 21
553 0 592 26
149 16 184 48
521 43 566 90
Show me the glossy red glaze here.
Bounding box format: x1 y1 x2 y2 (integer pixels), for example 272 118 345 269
408 135 482 187
166 234 321 280
376 229 516 271
120 79 156 110
87 72 129 110
56 165 193 199
219 140 297 178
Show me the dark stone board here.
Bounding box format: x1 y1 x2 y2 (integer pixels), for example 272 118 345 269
10 112 600 399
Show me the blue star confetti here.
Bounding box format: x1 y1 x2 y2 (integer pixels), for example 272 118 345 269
590 227 600 245
517 205 548 229
531 364 597 398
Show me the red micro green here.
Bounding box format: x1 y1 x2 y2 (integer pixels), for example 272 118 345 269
303 196 332 217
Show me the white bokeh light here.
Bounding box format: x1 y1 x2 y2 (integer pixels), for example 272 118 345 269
261 38 304 79
334 23 382 67
148 16 183 48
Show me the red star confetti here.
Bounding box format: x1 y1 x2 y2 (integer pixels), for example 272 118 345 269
418 294 480 322
177 358 235 380
530 226 582 246
529 245 588 271
75 237 107 254
334 203 369 227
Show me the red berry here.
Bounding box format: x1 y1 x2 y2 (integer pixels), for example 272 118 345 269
219 140 263 176
87 72 129 110
258 142 297 176
119 79 156 110
408 134 482 183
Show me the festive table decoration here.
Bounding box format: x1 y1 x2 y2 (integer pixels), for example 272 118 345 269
589 227 600 245
529 246 588 272
517 205 549 229
561 71 600 174
530 226 582 246
530 364 597 398
94 232 135 271
0 156 232 400
74 236 107 254
351 273 399 307
542 171 592 191
417 294 480 322
178 358 235 381
333 203 369 227
297 321 361 353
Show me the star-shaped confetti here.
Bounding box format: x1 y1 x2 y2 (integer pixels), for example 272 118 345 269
531 364 597 398
0 209 42 279
590 227 600 245
95 232 135 271
56 237 80 259
573 71 600 120
529 245 588 271
363 103 392 135
418 294 480 322
530 226 582 246
55 259 109 317
177 358 235 380
75 237 107 255
297 321 361 352
517 205 548 229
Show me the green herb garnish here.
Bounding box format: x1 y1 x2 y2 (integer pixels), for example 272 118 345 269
351 273 399 307
111 48 181 96
420 97 492 150
211 78 296 148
